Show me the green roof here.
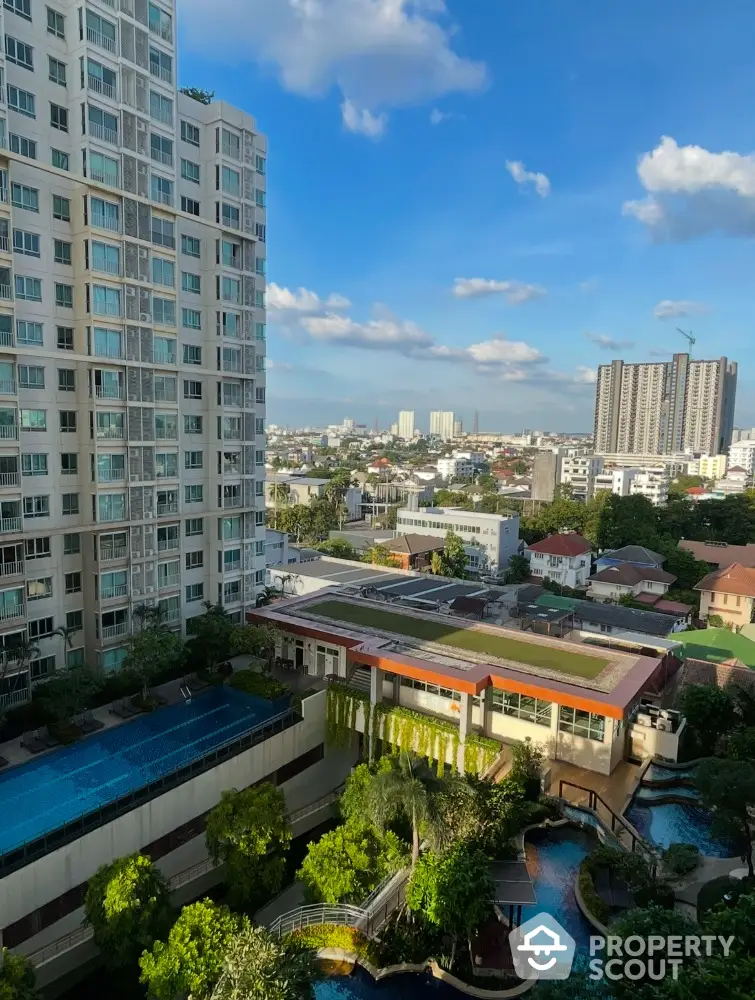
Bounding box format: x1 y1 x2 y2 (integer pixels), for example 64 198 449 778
535 594 580 611
672 627 755 669
305 599 608 679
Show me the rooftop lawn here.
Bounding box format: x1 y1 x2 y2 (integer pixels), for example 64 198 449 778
306 600 609 679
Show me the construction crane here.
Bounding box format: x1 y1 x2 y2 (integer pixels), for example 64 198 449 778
676 327 696 349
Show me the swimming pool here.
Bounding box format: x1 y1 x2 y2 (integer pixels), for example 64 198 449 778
624 801 735 857
0 687 289 858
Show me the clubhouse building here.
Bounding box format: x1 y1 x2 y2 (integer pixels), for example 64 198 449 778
249 590 685 777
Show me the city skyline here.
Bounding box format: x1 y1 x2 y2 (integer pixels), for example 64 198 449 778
177 1 755 429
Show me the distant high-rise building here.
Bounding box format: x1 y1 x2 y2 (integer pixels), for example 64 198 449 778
594 354 738 456
473 410 480 434
398 410 415 440
453 420 463 437
429 411 455 440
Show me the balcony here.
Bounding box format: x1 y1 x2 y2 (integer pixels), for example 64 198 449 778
0 187 8 204
158 573 180 590
160 607 181 623
93 301 121 318
223 496 243 509
152 65 173 84
92 257 120 276
0 561 22 577
0 473 18 487
101 584 128 600
0 380 15 394
152 189 173 207
0 237 8 253
0 331 12 348
151 148 173 168
223 429 242 441
0 516 21 532
95 384 124 399
89 122 120 146
87 27 117 53
157 538 179 553
0 426 18 440
88 75 117 101
102 622 129 639
89 167 119 187
154 390 177 403
92 212 120 233
0 285 12 301
153 352 176 366
98 469 125 483
157 502 178 516
0 602 23 621
97 426 125 440
100 545 128 562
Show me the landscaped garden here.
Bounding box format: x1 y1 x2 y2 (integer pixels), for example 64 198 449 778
306 599 609 677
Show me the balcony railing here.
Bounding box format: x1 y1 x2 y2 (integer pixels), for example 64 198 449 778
93 301 121 318
0 517 21 533
0 561 22 577
157 538 179 552
98 469 125 482
154 391 177 403
155 429 178 441
92 212 120 233
0 237 9 253
153 352 176 366
0 686 29 708
95 384 124 399
88 75 117 101
0 426 18 440
156 469 178 480
0 187 8 204
0 601 23 619
223 496 243 509
89 167 119 186
223 429 242 441
102 622 128 639
96 426 125 439
0 332 12 348
160 607 181 623
157 502 178 515
89 122 119 146
94 345 123 360
0 473 18 487
0 381 15 394
152 189 173 207
100 545 128 562
92 257 120 276
101 584 128 600
151 65 173 84
0 285 12 301
86 27 117 53
158 573 180 590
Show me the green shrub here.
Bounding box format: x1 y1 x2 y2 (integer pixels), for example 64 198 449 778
229 669 287 701
288 924 377 962
578 861 609 923
663 843 700 877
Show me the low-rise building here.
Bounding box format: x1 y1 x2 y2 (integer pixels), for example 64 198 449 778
628 469 670 505
374 534 445 571
595 546 665 574
266 529 302 567
560 455 604 500
714 466 750 496
698 454 728 479
395 507 520 575
679 539 755 570
266 477 363 521
729 442 755 474
526 534 592 588
587 564 677 603
695 562 755 629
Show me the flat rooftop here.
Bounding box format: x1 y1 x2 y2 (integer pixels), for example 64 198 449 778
0 688 286 861
251 592 665 717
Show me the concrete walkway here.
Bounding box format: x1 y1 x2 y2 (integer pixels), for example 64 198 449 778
255 882 307 927
673 855 749 908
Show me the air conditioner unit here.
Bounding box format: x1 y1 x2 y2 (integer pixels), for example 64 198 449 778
144 586 155 594
656 718 672 733
139 313 151 322
145 511 154 518
145 548 154 556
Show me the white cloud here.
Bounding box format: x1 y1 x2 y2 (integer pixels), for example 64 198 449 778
452 277 547 304
180 0 487 136
623 136 755 239
341 100 387 138
505 160 551 198
268 283 351 313
585 332 635 351
300 312 435 353
466 337 544 366
653 299 708 320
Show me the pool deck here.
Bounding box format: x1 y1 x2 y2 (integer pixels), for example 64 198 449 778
547 759 642 816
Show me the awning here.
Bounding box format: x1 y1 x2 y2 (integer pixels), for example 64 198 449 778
490 860 537 905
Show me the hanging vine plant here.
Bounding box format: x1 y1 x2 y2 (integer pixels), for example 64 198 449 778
463 732 501 774
325 683 369 749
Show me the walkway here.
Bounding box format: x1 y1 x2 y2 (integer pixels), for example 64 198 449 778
547 759 641 815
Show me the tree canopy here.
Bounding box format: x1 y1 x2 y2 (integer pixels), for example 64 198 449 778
205 783 292 906
297 821 406 904
84 854 173 970
679 684 734 756
139 900 242 1000
209 924 319 1000
695 758 755 876
0 950 38 1000
430 530 467 579
124 626 183 698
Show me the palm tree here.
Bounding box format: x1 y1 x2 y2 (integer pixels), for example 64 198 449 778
53 625 78 668
210 924 318 1000
366 752 445 865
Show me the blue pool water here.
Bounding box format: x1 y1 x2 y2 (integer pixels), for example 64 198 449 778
0 687 286 856
644 763 698 782
520 826 594 951
625 801 735 857
316 971 458 999
634 785 700 801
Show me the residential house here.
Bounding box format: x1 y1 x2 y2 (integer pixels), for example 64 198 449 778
679 539 755 570
595 545 666 574
526 534 593 589
587 564 677 603
695 563 755 630
376 534 446 571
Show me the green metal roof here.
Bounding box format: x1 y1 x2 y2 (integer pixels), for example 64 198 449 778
534 594 580 611
671 627 755 669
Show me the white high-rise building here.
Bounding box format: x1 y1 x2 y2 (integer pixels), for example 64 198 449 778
594 354 737 456
429 410 454 441
0 0 267 705
398 410 415 440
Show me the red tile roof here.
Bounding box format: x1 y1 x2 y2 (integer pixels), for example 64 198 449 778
528 533 592 557
686 487 708 495
694 562 755 597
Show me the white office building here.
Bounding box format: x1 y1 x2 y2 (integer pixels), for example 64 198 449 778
728 441 755 475
395 506 519 575
429 410 454 441
397 410 414 440
0 0 268 707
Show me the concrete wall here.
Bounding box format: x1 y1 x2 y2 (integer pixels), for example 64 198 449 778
627 720 683 762
3 692 330 929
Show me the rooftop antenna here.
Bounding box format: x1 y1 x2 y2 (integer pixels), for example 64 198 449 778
676 327 696 351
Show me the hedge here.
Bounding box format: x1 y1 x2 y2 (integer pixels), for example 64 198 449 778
229 669 288 701
288 924 377 962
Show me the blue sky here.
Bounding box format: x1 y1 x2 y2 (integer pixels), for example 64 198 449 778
178 0 755 432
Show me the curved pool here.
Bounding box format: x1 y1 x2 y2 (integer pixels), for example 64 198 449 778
625 800 735 857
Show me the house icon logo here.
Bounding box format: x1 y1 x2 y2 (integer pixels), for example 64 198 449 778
509 912 576 980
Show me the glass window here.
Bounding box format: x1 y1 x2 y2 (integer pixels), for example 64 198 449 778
98 492 126 522
184 415 202 434
186 582 204 602
5 0 31 19
63 533 80 554
11 183 38 212
92 285 120 317
181 234 200 258
221 276 241 303
180 119 199 146
149 46 172 83
52 148 70 171
181 158 200 183
152 256 174 287
27 578 53 601
89 151 119 187
16 321 43 346
25 537 50 559
53 194 70 220
85 10 116 50
221 203 240 229
91 241 120 275
58 369 75 391
21 453 48 476
558 706 605 743
181 196 200 216
49 56 66 86
151 215 174 248
91 196 119 230
155 412 178 440
5 36 33 70
9 134 36 159
93 327 122 358
148 1 172 41
15 276 41 301
156 452 178 478
221 129 240 159
183 344 201 364
184 450 202 469
13 229 40 257
153 335 176 365
55 283 73 308
184 484 203 503
183 380 202 399
149 90 173 125
221 166 240 197
54 240 72 264
47 6 64 36
61 492 79 514
18 365 44 388
182 308 201 331
153 296 176 326
59 411 76 432
255 154 266 174
57 326 74 350
50 103 68 131
181 271 200 294
185 518 203 536
150 173 173 205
